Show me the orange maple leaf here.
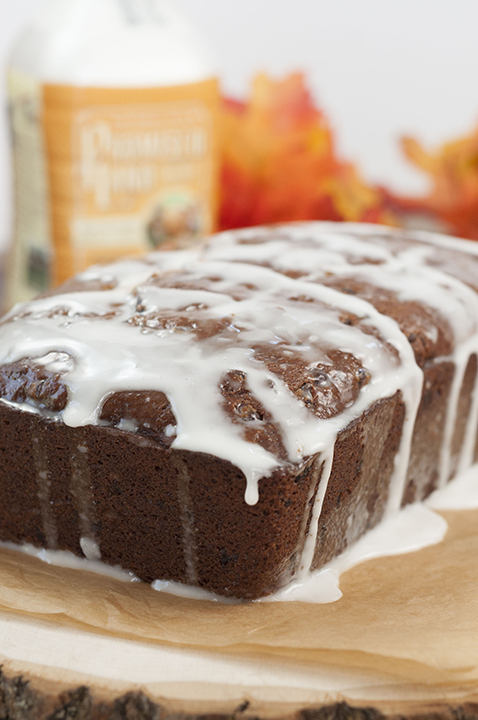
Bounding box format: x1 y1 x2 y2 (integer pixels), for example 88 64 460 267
219 73 394 231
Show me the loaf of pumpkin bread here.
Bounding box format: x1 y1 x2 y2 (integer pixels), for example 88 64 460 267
0 222 477 599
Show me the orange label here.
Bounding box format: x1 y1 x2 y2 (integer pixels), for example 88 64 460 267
42 80 219 285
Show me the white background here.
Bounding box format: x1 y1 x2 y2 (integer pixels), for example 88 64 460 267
2 0 478 248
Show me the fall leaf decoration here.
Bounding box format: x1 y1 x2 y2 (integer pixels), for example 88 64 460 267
218 72 478 242
218 73 395 231
392 131 478 240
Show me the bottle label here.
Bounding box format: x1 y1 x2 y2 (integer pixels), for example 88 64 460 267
42 79 219 285
7 70 53 305
7 75 219 305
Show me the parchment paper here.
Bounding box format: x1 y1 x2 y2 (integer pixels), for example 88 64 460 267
1 509 478 687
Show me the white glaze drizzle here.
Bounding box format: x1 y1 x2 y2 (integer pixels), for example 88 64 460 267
0 540 140 583
0 256 416 505
2 222 478 581
31 434 57 549
204 223 478 510
458 359 478 474
69 436 100 561
262 503 448 604
173 455 198 585
437 344 472 488
298 447 335 577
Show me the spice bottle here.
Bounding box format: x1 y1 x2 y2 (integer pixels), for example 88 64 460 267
6 0 219 306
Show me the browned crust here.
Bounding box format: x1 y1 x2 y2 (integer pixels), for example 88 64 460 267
0 389 409 599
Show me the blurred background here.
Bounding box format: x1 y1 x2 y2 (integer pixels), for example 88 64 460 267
3 0 478 252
